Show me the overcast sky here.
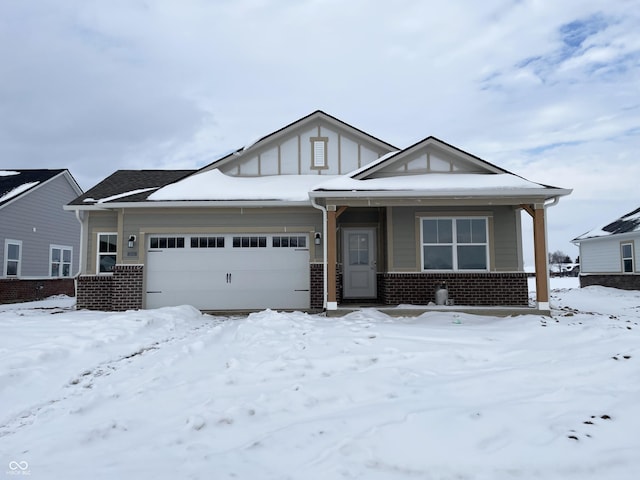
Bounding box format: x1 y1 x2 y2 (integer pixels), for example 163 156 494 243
1 0 639 264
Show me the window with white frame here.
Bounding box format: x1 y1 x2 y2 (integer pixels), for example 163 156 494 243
421 217 488 271
50 245 72 277
4 239 22 277
621 242 634 273
97 233 117 273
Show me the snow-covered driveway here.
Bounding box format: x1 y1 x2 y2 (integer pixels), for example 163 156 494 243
1 285 639 479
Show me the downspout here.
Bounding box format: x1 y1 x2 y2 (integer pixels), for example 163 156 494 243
74 209 85 298
540 196 561 310
311 197 328 310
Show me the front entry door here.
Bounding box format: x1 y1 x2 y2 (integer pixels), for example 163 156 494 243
342 228 377 299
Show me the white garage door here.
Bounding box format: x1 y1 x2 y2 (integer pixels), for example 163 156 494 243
145 234 310 310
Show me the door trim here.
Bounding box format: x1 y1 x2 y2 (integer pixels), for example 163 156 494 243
342 227 377 299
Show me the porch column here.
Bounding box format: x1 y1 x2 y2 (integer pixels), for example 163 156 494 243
532 204 550 310
326 206 338 310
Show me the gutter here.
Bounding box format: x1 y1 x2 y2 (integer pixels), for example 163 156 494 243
64 199 313 211
309 187 573 199
310 198 328 310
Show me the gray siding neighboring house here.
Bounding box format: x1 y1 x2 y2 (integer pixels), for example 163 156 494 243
1 170 83 303
572 206 640 290
66 111 571 315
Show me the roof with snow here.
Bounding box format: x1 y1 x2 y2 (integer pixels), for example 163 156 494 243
67 111 571 208
573 206 640 241
0 169 68 207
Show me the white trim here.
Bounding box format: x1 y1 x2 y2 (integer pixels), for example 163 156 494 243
327 301 338 310
536 301 550 311
96 232 118 274
49 244 73 278
621 241 635 273
420 217 489 272
3 239 22 278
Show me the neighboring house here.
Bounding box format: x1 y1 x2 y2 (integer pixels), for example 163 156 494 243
66 111 571 314
572 206 640 290
1 169 83 303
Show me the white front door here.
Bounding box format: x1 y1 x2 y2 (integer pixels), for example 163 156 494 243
342 228 377 299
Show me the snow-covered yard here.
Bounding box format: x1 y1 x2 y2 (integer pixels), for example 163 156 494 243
1 279 639 479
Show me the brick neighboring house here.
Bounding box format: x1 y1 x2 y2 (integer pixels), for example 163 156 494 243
1 169 83 303
66 111 571 315
572 206 640 290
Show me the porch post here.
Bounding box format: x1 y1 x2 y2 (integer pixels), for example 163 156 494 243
533 204 550 310
327 206 338 310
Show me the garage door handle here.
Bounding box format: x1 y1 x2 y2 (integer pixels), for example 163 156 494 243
226 273 232 283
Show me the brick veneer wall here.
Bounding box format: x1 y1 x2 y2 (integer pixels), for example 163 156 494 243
380 272 529 306
112 265 144 311
311 269 528 309
0 278 75 304
580 274 640 290
76 274 113 310
310 263 324 310
76 265 144 311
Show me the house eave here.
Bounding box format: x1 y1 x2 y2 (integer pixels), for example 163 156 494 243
572 230 640 244
65 199 314 210
310 188 571 201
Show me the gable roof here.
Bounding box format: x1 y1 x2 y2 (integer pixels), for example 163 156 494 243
68 170 195 207
310 136 570 200
65 111 572 208
350 136 508 179
573 206 640 242
0 169 80 208
198 110 398 173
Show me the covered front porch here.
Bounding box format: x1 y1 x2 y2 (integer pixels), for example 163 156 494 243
311 197 554 315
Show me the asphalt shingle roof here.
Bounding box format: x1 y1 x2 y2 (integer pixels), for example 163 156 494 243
573 206 640 241
68 170 196 205
0 169 66 207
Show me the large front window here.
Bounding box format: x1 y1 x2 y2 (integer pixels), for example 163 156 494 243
421 218 488 270
97 233 117 273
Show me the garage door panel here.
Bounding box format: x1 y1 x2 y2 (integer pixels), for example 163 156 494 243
145 234 310 310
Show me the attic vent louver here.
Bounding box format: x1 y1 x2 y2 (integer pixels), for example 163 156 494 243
313 140 325 167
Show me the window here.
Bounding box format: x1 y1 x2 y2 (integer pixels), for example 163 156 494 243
50 245 72 277
97 233 117 273
4 240 22 277
421 217 488 271
232 236 267 248
272 235 306 248
149 236 185 249
621 242 634 273
191 236 225 248
311 137 328 169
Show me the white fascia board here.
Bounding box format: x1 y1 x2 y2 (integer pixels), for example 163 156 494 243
310 187 572 199
70 200 313 209
572 230 640 244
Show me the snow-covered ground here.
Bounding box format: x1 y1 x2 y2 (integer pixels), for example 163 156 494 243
1 279 639 479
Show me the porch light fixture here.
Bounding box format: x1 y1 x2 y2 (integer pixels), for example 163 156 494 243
314 232 322 245
128 235 137 248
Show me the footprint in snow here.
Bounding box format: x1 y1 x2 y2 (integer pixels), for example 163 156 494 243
567 414 612 441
